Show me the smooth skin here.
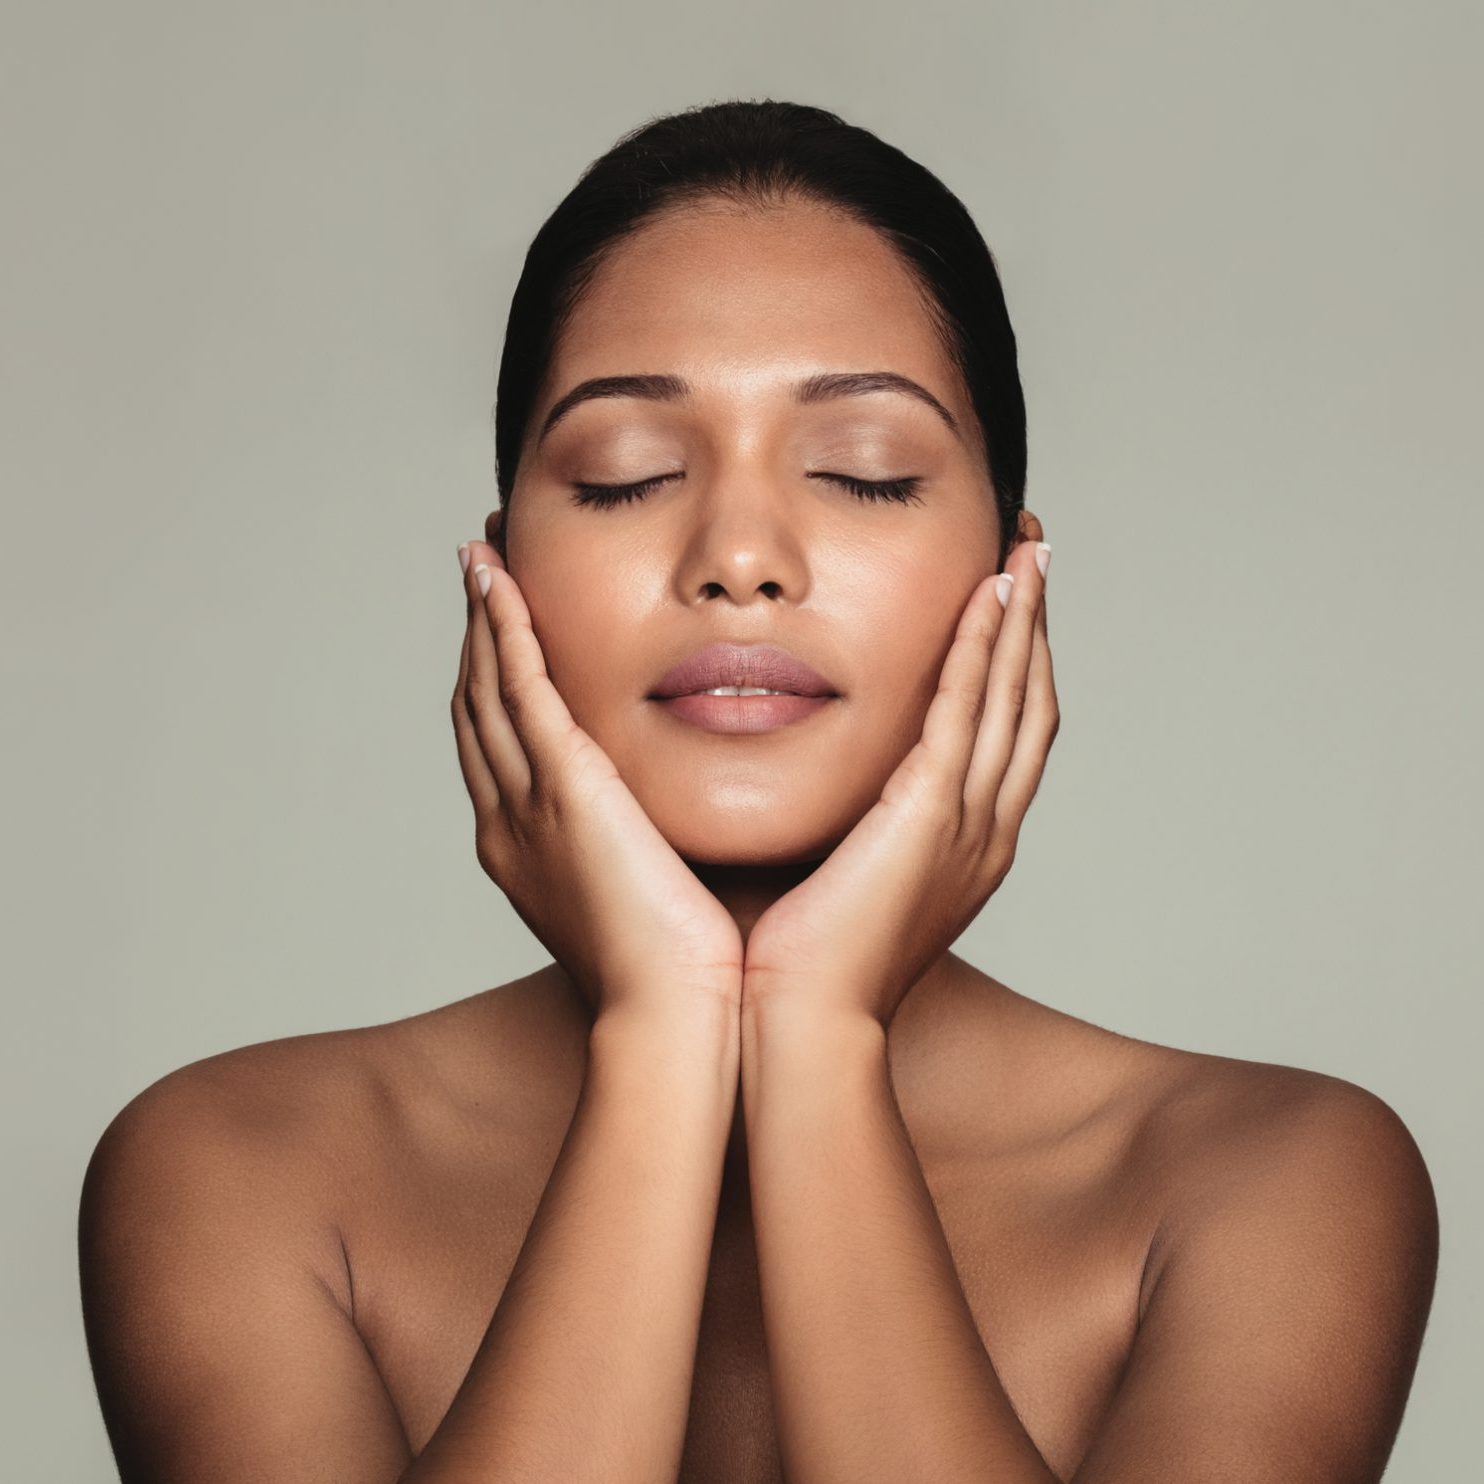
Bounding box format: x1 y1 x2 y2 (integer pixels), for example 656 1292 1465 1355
79 197 1438 1483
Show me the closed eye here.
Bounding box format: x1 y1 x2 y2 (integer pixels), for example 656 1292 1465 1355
812 472 924 505
570 471 924 508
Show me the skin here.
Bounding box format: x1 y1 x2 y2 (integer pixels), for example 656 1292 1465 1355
78 198 1439 1483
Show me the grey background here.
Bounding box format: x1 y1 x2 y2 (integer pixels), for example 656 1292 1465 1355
3 2 1478 1478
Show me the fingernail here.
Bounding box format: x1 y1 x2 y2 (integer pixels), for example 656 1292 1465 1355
1035 542 1052 578
474 563 492 597
457 542 471 573
995 572 1015 608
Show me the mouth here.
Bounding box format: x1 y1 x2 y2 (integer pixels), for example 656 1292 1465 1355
648 642 838 699
647 642 841 734
649 690 840 734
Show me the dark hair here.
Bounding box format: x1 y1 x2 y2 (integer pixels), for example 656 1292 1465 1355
491 98 1027 567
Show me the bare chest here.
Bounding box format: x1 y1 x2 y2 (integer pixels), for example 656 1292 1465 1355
344 1130 1153 1484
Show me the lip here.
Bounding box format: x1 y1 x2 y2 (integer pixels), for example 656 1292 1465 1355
651 691 838 734
648 642 839 701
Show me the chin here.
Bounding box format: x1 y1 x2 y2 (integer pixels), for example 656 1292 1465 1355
638 787 854 869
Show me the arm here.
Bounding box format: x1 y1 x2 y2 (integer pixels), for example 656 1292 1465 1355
740 1011 1439 1484
80 1003 739 1484
739 999 1060 1484
1071 1077 1438 1482
409 1001 739 1483
79 1069 414 1483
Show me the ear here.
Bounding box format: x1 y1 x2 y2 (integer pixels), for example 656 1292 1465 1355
484 507 506 554
1012 507 1045 548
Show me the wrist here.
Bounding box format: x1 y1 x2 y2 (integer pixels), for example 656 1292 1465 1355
582 1003 741 1166
741 979 882 1032
589 996 741 1074
740 992 887 1066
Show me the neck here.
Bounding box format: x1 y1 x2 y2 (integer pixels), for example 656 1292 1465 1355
687 858 821 948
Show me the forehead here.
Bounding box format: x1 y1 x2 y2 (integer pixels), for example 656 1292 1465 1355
546 199 963 417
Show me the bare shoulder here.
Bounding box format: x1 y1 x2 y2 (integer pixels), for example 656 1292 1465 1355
986 968 1438 1232
76 974 575 1477
957 970 1442 1478
1135 1043 1438 1257
80 1015 406 1322
87 1011 405 1190
1093 1024 1441 1420
81 967 582 1251
1059 1032 1440 1478
83 971 556 1204
947 964 1437 1281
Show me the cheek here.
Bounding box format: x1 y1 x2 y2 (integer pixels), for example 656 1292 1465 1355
520 564 643 730
864 612 956 768
834 552 969 711
844 555 991 790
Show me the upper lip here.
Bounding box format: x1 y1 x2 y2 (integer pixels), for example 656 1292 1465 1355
649 642 840 699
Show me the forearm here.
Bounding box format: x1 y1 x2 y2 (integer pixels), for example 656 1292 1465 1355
740 998 1058 1484
405 999 740 1484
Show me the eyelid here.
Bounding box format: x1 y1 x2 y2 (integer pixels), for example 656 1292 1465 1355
569 470 924 508
570 471 681 506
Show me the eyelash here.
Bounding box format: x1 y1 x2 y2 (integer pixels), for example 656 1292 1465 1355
570 472 925 509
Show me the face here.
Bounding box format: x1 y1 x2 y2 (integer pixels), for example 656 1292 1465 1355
498 197 1007 866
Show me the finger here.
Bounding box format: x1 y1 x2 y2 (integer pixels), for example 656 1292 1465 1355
916 575 1004 806
451 600 501 816
963 544 1044 812
463 545 534 802
469 547 583 797
993 587 1058 832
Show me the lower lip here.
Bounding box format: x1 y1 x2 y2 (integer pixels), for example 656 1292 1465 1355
651 693 839 733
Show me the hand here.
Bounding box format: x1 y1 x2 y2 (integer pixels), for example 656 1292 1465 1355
741 537 1059 1029
451 538 744 1026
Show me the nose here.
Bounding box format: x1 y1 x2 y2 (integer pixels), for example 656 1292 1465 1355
669 466 812 608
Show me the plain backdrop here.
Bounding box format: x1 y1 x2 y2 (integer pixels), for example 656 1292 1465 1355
2 2 1478 1478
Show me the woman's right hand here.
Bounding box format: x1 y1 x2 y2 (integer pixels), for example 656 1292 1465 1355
451 538 745 1028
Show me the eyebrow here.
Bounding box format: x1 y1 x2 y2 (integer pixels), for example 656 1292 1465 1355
535 370 962 446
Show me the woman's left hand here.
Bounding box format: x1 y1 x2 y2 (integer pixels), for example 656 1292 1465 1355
742 537 1058 1029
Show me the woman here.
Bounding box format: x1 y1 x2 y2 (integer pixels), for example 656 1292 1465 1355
78 99 1437 1483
